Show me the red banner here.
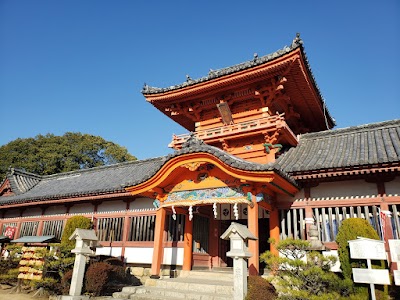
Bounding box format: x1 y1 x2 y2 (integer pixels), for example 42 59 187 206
3 226 16 239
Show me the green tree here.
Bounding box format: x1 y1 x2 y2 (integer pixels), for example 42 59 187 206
0 132 136 181
260 238 354 300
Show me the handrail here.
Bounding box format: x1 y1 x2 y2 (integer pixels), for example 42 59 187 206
169 115 292 147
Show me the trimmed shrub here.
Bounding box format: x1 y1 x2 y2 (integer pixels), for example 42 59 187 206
61 269 73 295
60 216 92 248
246 275 277 300
103 257 125 266
85 262 113 296
335 218 382 279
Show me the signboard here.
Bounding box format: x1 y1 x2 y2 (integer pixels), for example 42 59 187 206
394 270 400 286
352 268 390 285
349 238 386 260
3 226 16 239
388 239 400 262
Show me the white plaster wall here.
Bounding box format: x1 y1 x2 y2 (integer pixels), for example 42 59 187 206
123 247 184 265
95 247 122 258
22 207 42 217
69 203 94 214
311 180 377 199
124 247 154 264
131 197 154 210
97 200 126 213
163 247 184 265
277 189 304 202
3 209 20 218
44 205 66 215
386 177 400 196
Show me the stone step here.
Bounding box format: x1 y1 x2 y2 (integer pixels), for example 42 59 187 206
180 270 233 281
112 286 144 299
129 286 232 300
146 277 233 295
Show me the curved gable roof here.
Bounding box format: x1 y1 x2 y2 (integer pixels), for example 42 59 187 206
0 140 297 206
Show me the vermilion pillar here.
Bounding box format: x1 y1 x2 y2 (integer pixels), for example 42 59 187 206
36 220 44 236
248 199 259 276
151 207 166 278
269 208 280 256
182 214 193 271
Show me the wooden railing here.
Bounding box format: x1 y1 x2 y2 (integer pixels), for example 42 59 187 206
169 115 294 148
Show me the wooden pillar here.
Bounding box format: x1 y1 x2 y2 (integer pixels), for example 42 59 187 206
120 200 131 261
36 207 46 236
151 207 166 278
248 199 259 276
36 220 44 236
208 215 219 269
269 208 280 256
182 214 193 271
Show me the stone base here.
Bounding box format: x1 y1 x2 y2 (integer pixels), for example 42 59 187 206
61 295 90 300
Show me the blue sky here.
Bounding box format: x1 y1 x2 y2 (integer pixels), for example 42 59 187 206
1 0 399 160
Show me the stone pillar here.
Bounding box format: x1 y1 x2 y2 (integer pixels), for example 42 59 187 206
62 229 98 300
269 208 279 256
233 257 248 300
151 207 166 278
182 213 193 271
69 251 88 298
247 199 259 275
221 222 257 300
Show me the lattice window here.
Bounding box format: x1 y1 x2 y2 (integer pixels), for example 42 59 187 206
96 217 124 242
280 208 305 240
192 215 209 253
166 214 185 242
280 205 383 242
128 215 156 242
20 221 39 236
42 220 65 239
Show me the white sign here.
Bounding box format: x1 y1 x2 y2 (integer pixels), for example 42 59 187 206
394 270 400 286
388 239 400 262
349 238 386 260
352 268 390 285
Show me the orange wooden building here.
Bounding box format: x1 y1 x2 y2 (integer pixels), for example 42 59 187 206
1 34 399 278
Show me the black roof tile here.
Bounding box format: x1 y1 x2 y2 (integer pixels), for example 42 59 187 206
277 119 400 173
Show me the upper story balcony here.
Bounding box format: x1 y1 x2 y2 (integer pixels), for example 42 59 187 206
168 114 298 149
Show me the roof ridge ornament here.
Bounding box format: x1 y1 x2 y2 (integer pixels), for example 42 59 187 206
180 133 205 149
291 32 303 48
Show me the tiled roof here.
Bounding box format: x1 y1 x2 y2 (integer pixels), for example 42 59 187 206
277 119 400 173
0 157 166 205
7 168 42 195
2 119 398 206
0 140 297 206
142 34 322 99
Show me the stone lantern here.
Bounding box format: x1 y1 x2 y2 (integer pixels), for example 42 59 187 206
221 222 257 300
62 229 98 300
